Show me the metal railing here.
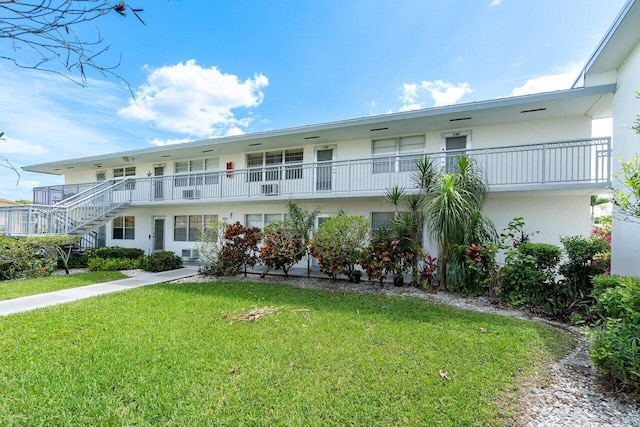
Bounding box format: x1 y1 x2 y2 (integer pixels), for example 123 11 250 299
0 179 132 237
29 137 610 206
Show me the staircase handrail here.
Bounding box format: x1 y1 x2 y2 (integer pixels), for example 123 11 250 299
55 179 128 208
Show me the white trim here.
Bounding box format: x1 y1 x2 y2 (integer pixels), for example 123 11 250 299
441 130 472 151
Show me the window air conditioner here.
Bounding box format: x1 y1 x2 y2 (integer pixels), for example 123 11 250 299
260 184 279 196
181 249 200 259
182 189 201 199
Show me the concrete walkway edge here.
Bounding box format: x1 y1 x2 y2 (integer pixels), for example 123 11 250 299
0 266 199 316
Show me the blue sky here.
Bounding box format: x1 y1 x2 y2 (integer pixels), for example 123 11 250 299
0 0 627 201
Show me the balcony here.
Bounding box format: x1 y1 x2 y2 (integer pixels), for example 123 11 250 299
33 138 611 206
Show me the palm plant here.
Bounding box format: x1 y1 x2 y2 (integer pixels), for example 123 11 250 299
416 155 494 290
384 186 425 285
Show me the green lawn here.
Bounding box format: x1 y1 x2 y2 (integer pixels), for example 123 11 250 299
0 280 571 426
0 271 127 301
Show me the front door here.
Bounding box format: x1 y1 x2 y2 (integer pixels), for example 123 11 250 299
153 218 165 251
444 135 467 172
153 165 165 200
315 148 334 191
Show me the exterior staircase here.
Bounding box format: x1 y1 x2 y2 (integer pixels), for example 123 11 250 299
0 179 132 238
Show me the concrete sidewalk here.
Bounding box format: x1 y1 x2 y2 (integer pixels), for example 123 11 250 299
0 266 199 316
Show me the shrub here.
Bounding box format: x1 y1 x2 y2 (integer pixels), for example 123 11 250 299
588 276 640 393
500 243 560 309
201 222 261 277
592 274 622 297
309 213 369 280
360 227 405 286
259 222 303 277
559 235 608 291
499 216 538 248
66 253 89 268
462 242 500 297
85 246 144 260
519 243 561 271
87 257 141 271
0 236 59 280
142 251 183 272
591 222 611 274
195 220 226 267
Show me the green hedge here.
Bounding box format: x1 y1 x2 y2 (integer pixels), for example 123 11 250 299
589 275 640 393
85 247 145 260
0 236 60 280
142 251 183 272
87 257 141 271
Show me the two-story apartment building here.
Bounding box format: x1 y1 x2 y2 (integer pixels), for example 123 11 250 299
2 0 639 276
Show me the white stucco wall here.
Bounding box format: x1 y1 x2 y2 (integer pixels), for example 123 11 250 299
62 114 594 187
611 41 640 277
104 190 592 262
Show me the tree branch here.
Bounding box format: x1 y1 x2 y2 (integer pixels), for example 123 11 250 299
1 1 144 90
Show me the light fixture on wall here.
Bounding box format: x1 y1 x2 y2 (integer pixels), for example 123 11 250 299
122 156 134 162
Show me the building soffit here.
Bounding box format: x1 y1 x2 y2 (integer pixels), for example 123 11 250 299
23 84 615 175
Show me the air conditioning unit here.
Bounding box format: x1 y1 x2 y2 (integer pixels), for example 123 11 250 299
182 189 201 199
181 249 200 259
261 184 279 196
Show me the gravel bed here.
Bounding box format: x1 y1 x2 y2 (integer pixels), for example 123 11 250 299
172 272 640 426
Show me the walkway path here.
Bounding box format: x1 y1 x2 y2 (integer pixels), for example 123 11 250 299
0 266 199 316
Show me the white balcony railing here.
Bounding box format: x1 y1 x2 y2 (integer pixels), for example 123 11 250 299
32 138 611 206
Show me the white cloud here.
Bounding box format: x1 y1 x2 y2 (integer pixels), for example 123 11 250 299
490 0 503 7
0 64 144 201
1 137 47 156
119 60 269 138
399 80 472 111
510 64 581 96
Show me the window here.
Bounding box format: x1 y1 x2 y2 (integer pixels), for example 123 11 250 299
265 151 282 181
372 135 425 173
372 138 396 173
247 153 264 182
245 214 263 229
113 167 135 178
285 148 304 179
245 213 285 230
371 212 396 231
113 167 136 190
399 135 426 171
204 158 220 185
174 158 219 186
247 149 304 183
96 171 106 182
443 132 469 173
174 214 218 241
113 216 135 240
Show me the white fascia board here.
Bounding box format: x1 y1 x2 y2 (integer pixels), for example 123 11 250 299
22 84 615 175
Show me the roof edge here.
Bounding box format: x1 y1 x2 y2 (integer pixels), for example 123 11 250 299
22 84 617 173
572 0 636 88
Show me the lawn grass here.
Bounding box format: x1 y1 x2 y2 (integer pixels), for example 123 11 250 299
0 280 571 426
0 271 127 301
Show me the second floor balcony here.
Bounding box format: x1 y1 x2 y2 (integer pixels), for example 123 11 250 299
33 138 612 206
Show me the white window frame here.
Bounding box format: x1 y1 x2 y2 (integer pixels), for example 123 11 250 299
244 213 286 230
246 148 304 183
174 214 218 242
372 134 426 173
174 158 219 187
112 216 135 240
